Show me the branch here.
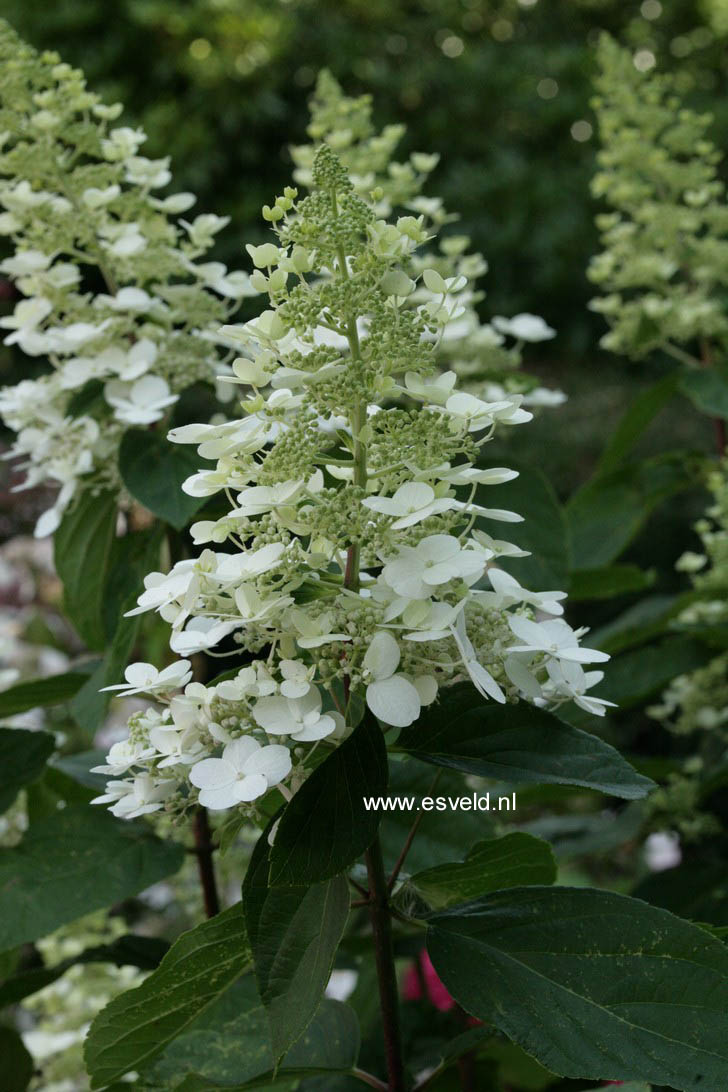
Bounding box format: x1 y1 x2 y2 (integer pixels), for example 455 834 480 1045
365 836 406 1092
192 806 221 918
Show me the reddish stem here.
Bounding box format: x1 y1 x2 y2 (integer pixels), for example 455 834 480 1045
193 806 220 918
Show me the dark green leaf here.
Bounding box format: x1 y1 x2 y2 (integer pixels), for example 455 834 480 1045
634 853 728 927
0 671 88 717
398 685 654 799
243 826 350 1063
85 904 250 1089
52 749 107 791
0 934 169 1007
566 453 695 568
428 886 728 1090
143 976 359 1089
269 714 388 885
0 727 54 811
589 593 683 655
119 428 212 529
379 761 495 875
477 460 569 591
594 636 710 708
680 366 728 420
569 563 655 600
520 804 643 859
55 490 117 649
0 805 183 949
69 611 141 738
409 833 556 910
597 371 679 475
0 1027 33 1092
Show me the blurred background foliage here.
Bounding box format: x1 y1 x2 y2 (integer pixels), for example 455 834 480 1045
2 0 728 528
5 0 728 561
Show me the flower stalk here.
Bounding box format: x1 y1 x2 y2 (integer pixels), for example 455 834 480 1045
365 835 406 1092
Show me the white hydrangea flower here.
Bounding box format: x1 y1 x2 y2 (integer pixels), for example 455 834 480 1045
363 631 425 728
252 688 338 742
91 774 175 819
492 313 556 342
101 660 192 697
189 738 292 809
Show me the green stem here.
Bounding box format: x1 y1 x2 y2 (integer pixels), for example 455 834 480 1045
365 835 406 1092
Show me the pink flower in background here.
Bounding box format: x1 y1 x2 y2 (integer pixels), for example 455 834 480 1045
403 950 456 1012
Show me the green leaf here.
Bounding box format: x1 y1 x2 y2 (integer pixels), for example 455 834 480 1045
477 460 569 591
0 1027 33 1092
379 761 495 875
597 371 679 475
409 833 556 910
520 804 643 859
0 934 169 1007
55 490 117 649
427 886 728 1090
269 713 388 885
84 904 250 1089
680 366 728 420
119 428 212 529
0 805 183 949
0 726 54 811
566 453 695 568
634 853 728 927
52 749 107 791
589 593 683 655
243 828 350 1063
398 685 654 799
0 671 88 717
569 563 655 600
574 1086 650 1092
69 612 141 738
593 635 710 708
143 976 359 1090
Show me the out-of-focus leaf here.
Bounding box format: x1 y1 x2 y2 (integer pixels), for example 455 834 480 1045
0 672 89 717
119 429 212 529
54 490 117 650
0 727 54 811
680 366 728 420
569 563 655 600
0 805 183 949
476 460 570 590
597 371 679 474
566 453 696 569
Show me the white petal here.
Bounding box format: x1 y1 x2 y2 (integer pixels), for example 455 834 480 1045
291 715 337 741
252 696 292 732
189 758 234 790
243 744 292 784
235 773 269 802
468 660 506 704
223 736 261 771
363 631 400 681
366 675 421 728
198 782 248 810
412 675 438 706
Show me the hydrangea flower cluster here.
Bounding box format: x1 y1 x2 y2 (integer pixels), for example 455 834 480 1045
649 460 728 737
589 34 728 361
292 71 562 406
93 143 609 822
0 20 254 536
